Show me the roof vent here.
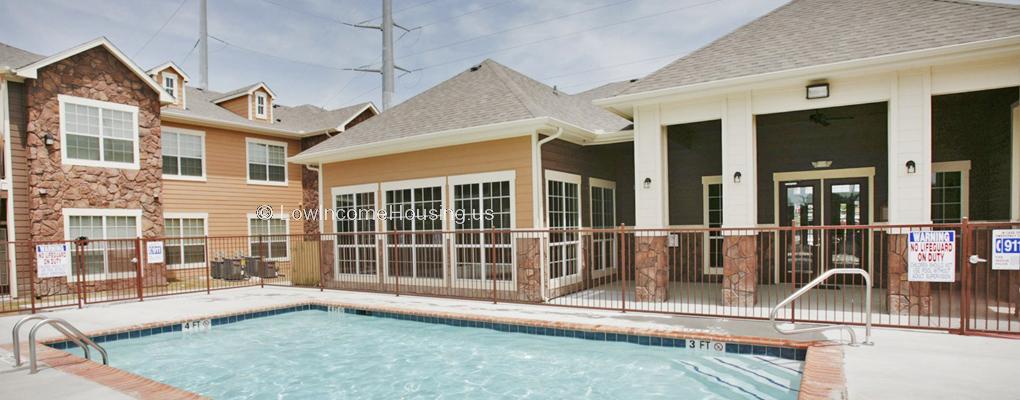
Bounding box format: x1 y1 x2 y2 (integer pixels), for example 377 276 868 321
470 64 482 72
629 78 639 83
275 118 282 122
553 85 559 95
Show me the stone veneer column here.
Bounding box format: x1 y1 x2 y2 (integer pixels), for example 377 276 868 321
515 237 542 302
634 235 668 302
721 235 757 307
887 233 932 315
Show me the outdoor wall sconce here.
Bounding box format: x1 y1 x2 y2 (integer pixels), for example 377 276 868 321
643 177 652 189
811 160 832 169
905 160 916 174
733 172 742 183
43 133 54 146
806 82 829 99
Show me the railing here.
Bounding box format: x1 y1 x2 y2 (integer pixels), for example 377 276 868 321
770 268 872 346
11 316 107 374
0 221 1018 337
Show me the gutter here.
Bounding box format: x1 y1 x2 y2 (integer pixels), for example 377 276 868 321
532 127 563 302
161 110 322 138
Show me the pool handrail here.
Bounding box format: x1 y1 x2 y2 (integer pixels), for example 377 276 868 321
769 268 873 346
25 317 108 374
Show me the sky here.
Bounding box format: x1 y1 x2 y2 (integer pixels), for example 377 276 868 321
1 0 1017 110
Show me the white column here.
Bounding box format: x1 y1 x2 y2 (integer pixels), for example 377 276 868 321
721 93 757 228
1011 101 1019 221
633 104 668 228
888 69 933 224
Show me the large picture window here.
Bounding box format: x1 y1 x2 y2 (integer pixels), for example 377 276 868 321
162 128 205 179
589 178 616 276
334 185 377 276
546 171 581 287
248 216 288 260
64 209 141 280
450 171 514 285
59 95 139 169
164 214 207 269
384 178 444 280
246 138 287 184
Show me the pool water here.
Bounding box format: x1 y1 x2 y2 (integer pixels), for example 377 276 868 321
67 310 802 399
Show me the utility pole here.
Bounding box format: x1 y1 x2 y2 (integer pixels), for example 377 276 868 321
199 0 209 90
348 0 412 111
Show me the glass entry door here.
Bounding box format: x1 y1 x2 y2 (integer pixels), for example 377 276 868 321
825 178 869 272
779 181 821 283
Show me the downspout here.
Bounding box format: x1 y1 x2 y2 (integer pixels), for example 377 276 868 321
532 126 562 302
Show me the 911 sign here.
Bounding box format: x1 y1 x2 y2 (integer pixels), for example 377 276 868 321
991 229 1020 270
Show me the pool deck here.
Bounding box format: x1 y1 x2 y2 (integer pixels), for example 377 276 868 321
0 286 1014 399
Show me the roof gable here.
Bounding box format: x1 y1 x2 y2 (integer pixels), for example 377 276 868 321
212 82 277 103
147 61 191 82
621 0 1020 96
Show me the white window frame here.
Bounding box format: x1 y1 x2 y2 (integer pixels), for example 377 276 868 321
246 213 290 261
62 208 143 281
163 72 177 98
245 137 288 186
254 92 267 119
702 176 724 275
331 183 380 280
588 177 617 279
163 212 208 269
448 170 517 289
545 170 582 289
931 160 971 223
58 94 140 170
380 176 447 286
162 127 206 181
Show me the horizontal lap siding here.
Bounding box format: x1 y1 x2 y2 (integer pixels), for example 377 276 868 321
161 122 303 237
541 140 634 227
321 136 534 230
8 82 31 294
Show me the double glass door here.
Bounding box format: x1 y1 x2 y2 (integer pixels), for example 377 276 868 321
778 178 868 284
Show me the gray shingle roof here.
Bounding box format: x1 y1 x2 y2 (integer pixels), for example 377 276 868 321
621 0 1020 96
574 79 638 102
0 42 44 69
303 59 632 155
165 86 372 135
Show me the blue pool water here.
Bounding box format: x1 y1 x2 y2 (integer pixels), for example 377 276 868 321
65 310 802 399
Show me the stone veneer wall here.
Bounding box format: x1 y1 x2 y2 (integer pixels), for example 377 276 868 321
721 235 757 306
887 233 932 315
515 237 542 302
634 235 668 302
24 46 165 288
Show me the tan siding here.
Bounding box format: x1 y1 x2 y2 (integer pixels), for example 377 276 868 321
251 89 272 122
321 136 534 231
8 82 31 294
220 95 249 119
161 121 303 237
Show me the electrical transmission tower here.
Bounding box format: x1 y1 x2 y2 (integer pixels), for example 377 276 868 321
347 0 413 111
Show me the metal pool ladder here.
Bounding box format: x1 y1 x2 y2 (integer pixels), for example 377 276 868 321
769 268 873 346
10 315 108 374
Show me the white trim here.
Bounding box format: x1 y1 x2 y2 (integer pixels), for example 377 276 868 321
447 170 518 289
246 212 290 261
334 103 379 132
212 82 277 103
146 61 192 83
62 208 143 281
161 127 206 181
932 160 971 221
161 110 317 138
254 92 268 119
588 177 617 279
330 183 380 280
162 212 209 270
701 175 723 275
162 72 178 99
15 37 173 103
380 176 446 192
771 167 877 226
245 137 289 186
58 94 140 170
0 78 15 297
379 176 448 284
544 170 583 288
446 170 516 186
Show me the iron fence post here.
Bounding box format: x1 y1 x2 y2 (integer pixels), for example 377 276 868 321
135 238 144 302
204 236 211 294
259 235 266 288
620 223 626 313
960 218 971 336
491 228 497 304
29 242 36 313
75 239 85 308
393 234 400 297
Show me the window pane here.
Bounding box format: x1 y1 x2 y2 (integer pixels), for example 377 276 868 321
180 157 202 176
248 142 267 163
249 164 267 181
163 155 179 175
66 134 101 161
162 132 179 156
105 216 136 239
178 134 203 158
103 138 134 163
164 218 181 237
65 103 100 135
249 219 268 235
102 109 133 139
267 145 285 166
267 165 286 182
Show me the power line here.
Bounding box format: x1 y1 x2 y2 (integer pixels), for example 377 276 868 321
412 0 518 29
539 52 682 81
134 0 190 57
207 35 352 71
259 0 343 23
357 0 443 24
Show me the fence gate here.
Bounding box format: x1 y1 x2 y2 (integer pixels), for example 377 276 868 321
963 222 1020 336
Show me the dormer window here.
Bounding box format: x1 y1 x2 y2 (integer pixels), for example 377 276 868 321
163 73 177 98
255 92 267 118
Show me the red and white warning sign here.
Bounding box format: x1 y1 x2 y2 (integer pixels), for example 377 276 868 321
907 231 956 282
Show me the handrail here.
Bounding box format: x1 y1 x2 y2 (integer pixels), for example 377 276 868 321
26 318 108 374
13 315 97 369
769 268 873 346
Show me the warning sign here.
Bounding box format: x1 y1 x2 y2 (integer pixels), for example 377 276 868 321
907 231 956 282
992 229 1020 271
35 243 70 278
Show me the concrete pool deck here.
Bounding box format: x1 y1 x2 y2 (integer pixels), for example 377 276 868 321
0 286 1014 399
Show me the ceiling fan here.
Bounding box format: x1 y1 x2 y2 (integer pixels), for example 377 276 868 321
808 110 854 127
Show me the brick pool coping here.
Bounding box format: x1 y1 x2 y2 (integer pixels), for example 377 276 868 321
11 300 847 399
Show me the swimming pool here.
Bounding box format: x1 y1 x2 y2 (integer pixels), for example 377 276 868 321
59 306 803 399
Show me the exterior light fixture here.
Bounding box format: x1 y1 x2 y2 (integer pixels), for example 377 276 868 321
811 160 832 169
43 133 54 146
806 82 829 99
643 177 652 189
733 172 742 183
905 160 916 174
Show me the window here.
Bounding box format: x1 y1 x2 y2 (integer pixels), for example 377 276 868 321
162 129 205 179
450 171 514 284
589 178 616 275
383 178 444 280
703 176 723 274
163 73 177 97
334 185 377 276
59 95 139 169
164 214 207 269
64 209 141 280
546 171 581 287
246 138 287 184
931 161 970 224
248 215 289 260
255 92 267 118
